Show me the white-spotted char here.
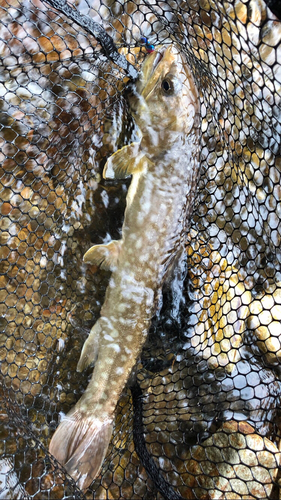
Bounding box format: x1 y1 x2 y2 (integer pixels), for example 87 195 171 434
49 44 201 489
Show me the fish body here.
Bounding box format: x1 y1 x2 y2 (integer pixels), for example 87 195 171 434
49 45 201 489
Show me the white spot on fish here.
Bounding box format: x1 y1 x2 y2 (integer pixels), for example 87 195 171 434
108 343 121 353
115 367 124 375
104 334 114 342
144 268 154 279
118 303 127 313
118 317 126 325
108 328 119 339
142 200 152 213
135 238 143 249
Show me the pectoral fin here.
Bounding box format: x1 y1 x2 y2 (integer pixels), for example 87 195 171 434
103 142 145 179
83 240 122 271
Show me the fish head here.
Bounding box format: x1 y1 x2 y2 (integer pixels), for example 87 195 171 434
129 45 200 159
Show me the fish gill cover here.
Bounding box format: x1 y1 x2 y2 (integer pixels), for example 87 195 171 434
0 0 281 499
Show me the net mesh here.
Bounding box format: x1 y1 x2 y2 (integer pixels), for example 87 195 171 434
0 0 281 498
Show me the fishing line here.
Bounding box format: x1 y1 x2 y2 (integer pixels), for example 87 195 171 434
0 44 144 71
42 0 139 80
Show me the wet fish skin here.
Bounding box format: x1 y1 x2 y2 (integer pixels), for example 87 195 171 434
49 45 201 489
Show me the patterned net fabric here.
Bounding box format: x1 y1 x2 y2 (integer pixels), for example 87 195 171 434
0 0 281 498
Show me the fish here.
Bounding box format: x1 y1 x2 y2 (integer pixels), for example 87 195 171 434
49 44 201 489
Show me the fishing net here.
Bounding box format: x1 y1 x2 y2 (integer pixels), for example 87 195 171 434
1 0 281 498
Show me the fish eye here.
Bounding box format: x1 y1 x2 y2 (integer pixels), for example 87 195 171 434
161 76 182 95
161 78 173 94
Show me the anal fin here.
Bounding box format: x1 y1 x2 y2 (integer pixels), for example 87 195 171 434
83 240 122 271
77 319 102 372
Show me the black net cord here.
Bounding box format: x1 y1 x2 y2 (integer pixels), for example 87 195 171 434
43 0 139 79
264 0 281 19
131 382 185 500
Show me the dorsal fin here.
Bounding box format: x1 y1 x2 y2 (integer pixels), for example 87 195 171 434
103 142 145 179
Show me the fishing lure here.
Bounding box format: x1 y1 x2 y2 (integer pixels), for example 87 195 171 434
141 36 155 53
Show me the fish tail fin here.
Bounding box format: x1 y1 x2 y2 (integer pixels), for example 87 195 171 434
49 411 113 490
83 240 122 271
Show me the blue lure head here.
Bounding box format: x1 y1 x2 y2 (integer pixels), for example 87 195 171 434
140 36 155 53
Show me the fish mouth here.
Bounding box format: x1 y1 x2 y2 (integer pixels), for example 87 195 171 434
129 45 168 112
139 46 167 101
